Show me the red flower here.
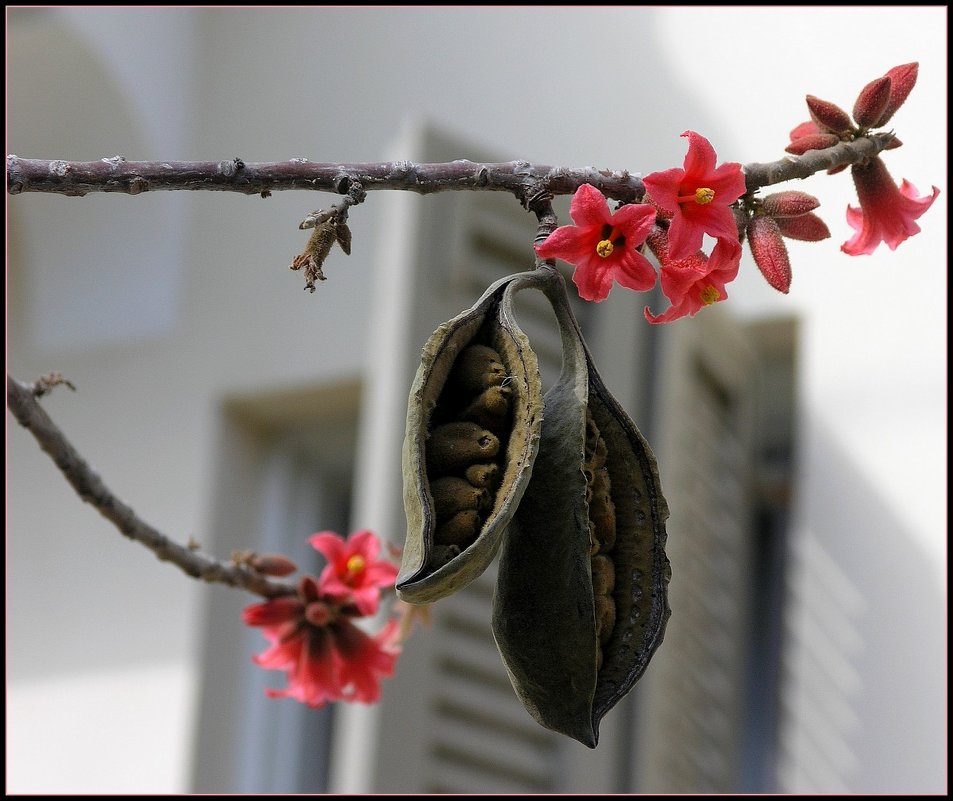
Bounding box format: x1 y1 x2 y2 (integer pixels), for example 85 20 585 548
242 575 401 708
309 529 399 616
534 183 657 302
842 157 939 255
642 131 746 261
644 230 742 324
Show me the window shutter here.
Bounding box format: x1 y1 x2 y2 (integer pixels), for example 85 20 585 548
192 382 361 792
628 311 780 792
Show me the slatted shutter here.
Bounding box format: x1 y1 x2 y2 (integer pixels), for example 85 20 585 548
628 312 795 792
192 384 360 793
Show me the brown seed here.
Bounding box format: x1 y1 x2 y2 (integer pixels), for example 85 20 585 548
435 510 482 548
448 343 508 395
465 462 500 490
588 483 616 553
430 476 488 520
460 384 512 433
590 554 615 597
593 593 616 646
426 422 500 475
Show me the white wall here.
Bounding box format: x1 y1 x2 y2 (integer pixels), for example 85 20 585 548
654 11 946 790
6 7 945 793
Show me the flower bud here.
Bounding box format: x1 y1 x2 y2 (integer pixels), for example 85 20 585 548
806 95 854 135
784 133 841 155
747 216 792 294
875 62 918 127
248 553 299 577
775 212 831 242
853 76 892 129
761 191 821 218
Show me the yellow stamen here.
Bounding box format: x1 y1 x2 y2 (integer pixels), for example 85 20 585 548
596 239 614 258
700 286 720 306
694 187 715 205
346 554 366 575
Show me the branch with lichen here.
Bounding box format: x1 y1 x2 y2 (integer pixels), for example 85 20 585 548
6 134 894 201
6 374 296 600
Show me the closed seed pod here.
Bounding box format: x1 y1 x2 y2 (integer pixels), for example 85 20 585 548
397 273 544 604
491 268 671 748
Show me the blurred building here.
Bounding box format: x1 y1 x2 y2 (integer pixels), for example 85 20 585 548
6 8 946 794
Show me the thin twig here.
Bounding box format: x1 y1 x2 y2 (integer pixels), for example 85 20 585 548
6 374 295 600
6 135 893 201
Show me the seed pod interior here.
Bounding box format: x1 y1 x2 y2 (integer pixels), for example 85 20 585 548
397 276 543 604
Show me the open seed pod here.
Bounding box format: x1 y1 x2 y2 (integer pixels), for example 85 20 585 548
492 269 671 748
397 273 544 604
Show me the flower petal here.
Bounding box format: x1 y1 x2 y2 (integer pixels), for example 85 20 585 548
535 225 599 263
568 183 612 227
346 529 381 561
641 168 684 214
309 531 346 563
242 596 303 627
612 250 658 293
680 130 718 177
841 157 939 255
572 257 615 302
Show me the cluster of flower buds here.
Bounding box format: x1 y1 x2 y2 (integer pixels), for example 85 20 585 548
242 529 404 708
745 190 830 293
786 62 938 257
535 63 937 317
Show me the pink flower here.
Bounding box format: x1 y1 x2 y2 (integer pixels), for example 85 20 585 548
642 131 746 261
534 183 657 302
242 575 401 708
842 157 939 255
643 230 742 324
309 529 399 616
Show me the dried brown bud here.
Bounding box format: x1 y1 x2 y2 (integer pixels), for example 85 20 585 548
335 222 352 255
291 216 352 291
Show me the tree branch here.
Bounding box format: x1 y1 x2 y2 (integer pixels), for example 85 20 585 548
6 374 295 600
741 133 894 190
7 134 894 201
